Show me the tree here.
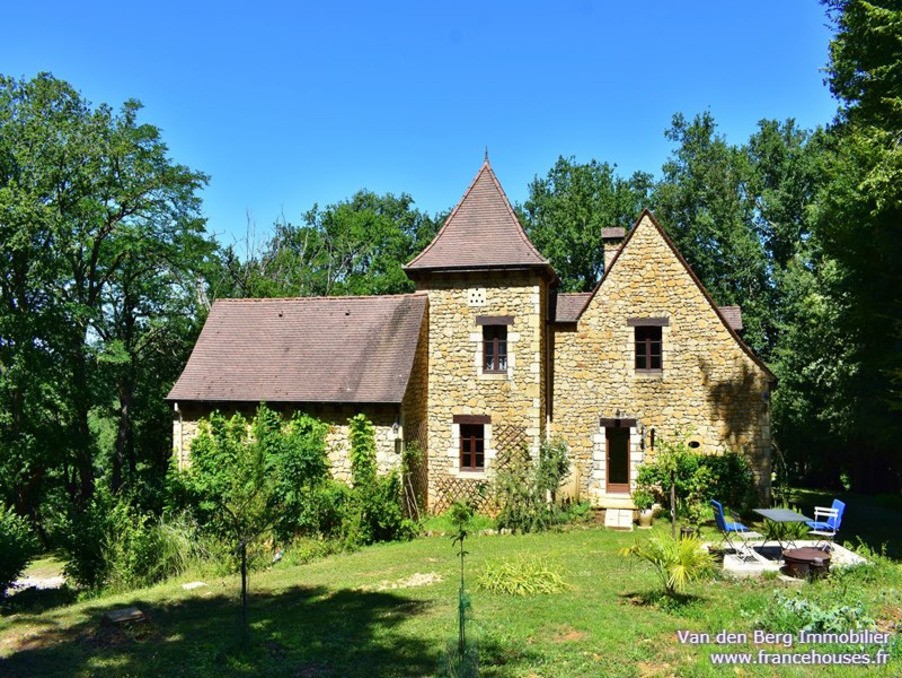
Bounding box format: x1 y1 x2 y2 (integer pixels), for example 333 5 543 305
215 191 441 299
0 73 212 525
522 156 652 292
178 407 283 631
651 113 773 354
745 120 824 272
789 0 902 490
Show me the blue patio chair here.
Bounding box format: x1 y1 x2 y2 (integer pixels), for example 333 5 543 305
711 499 760 562
806 499 845 548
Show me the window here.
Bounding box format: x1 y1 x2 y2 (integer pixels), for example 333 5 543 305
635 326 662 371
460 424 485 470
483 325 507 373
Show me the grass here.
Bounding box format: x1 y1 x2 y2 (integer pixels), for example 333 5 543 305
0 493 900 676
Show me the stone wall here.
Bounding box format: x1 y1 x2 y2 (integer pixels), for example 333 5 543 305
171 402 403 480
401 304 429 446
415 270 548 508
551 214 774 507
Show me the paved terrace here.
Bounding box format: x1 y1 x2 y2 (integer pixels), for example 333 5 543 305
713 540 867 578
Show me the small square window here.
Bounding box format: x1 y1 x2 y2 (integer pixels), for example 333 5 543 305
635 326 662 371
460 424 485 470
483 325 507 373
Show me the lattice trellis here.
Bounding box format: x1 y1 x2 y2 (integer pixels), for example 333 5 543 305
492 424 530 471
431 476 494 515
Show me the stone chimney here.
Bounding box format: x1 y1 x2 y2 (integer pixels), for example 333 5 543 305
601 227 626 272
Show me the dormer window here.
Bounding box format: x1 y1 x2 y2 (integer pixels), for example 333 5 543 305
483 325 507 373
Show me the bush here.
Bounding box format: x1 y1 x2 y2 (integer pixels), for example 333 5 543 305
477 557 568 595
170 406 338 544
344 414 410 546
634 434 757 525
701 452 756 513
494 438 572 533
61 490 207 590
0 505 38 596
620 535 715 596
748 590 875 635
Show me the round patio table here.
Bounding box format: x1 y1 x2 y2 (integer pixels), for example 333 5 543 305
782 547 831 579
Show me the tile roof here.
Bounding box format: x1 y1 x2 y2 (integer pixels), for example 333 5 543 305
550 292 592 323
167 294 427 404
404 160 552 273
718 305 743 332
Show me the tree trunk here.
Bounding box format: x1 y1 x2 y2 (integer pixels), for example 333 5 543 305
70 339 95 506
112 378 133 494
240 540 248 634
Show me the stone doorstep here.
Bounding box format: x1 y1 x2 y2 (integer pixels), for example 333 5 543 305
604 508 634 531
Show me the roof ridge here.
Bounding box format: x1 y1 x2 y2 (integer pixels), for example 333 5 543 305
404 161 491 269
573 209 775 382
214 292 427 304
404 160 554 275
482 161 549 264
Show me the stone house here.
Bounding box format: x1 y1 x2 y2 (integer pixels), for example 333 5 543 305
167 160 775 509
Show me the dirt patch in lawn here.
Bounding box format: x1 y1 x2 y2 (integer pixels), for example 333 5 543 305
550 625 586 643
358 571 443 592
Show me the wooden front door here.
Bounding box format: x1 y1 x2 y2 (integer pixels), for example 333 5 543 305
606 427 630 493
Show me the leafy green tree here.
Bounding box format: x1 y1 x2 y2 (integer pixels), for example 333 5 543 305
803 0 902 489
651 112 773 353
178 407 282 630
215 191 441 298
745 119 825 272
0 73 211 519
522 156 652 292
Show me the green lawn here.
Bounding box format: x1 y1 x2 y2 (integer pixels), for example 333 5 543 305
1 496 900 677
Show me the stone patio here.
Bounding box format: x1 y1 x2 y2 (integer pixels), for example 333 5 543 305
713 540 867 578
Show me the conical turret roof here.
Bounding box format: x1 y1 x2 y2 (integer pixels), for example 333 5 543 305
405 160 552 274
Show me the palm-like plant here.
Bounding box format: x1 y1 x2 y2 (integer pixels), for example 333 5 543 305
620 535 715 596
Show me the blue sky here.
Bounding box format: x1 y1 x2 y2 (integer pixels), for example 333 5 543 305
2 1 837 247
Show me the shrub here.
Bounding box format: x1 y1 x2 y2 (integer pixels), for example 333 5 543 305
631 488 654 511
494 438 572 533
171 405 335 544
620 535 715 596
700 452 756 513
271 413 332 540
0 505 38 596
477 557 568 595
344 414 409 546
748 590 875 635
61 490 206 590
635 434 757 526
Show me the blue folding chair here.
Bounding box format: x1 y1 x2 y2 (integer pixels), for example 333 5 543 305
711 500 760 562
806 499 845 549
